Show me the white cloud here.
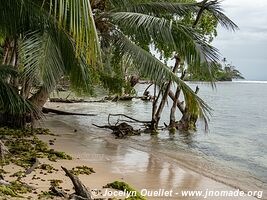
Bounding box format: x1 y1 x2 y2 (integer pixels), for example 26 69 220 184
212 0 267 80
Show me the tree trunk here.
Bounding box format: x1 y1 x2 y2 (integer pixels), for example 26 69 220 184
168 90 185 114
153 56 181 129
169 69 186 129
29 87 50 110
177 110 198 131
176 86 199 131
169 88 181 129
168 2 208 132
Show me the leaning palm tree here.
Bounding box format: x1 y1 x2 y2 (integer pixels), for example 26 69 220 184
89 0 237 130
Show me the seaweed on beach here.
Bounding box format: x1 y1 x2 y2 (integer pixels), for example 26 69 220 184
0 127 54 138
0 180 32 197
104 181 146 200
39 163 57 173
49 179 63 187
38 190 58 199
10 170 26 178
0 185 18 197
70 165 95 176
0 127 72 168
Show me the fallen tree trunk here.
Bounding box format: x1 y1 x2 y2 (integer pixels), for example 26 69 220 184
50 98 107 103
61 167 93 200
50 98 86 103
42 107 96 116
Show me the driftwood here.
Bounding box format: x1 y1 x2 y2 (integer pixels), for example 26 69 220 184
0 179 11 186
50 98 107 103
62 167 93 200
93 122 140 138
50 98 86 103
50 186 68 198
104 96 134 102
93 114 151 138
108 114 151 125
42 107 96 116
25 158 40 175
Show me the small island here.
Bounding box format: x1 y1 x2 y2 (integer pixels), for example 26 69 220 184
185 58 245 82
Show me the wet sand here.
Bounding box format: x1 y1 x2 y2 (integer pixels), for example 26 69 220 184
29 116 263 200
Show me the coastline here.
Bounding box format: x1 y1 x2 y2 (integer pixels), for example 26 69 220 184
34 114 264 199
2 112 264 199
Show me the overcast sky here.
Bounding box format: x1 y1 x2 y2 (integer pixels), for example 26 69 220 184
212 0 267 80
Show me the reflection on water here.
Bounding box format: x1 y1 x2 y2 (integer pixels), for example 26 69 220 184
54 82 267 189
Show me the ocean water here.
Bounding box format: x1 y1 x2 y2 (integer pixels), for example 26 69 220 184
54 81 267 191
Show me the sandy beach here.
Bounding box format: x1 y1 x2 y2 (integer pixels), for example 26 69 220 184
1 112 263 200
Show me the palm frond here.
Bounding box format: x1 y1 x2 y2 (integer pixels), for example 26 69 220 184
0 0 46 37
108 12 176 49
20 31 64 92
0 68 39 116
49 0 101 66
21 26 94 94
114 31 212 126
110 12 220 83
109 0 198 16
0 65 18 78
199 0 238 31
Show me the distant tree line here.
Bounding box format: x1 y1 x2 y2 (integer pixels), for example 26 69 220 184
186 58 244 81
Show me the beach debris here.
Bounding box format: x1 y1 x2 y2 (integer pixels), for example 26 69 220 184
62 166 93 200
47 149 72 162
0 180 33 197
70 166 95 176
42 107 97 116
38 189 66 199
50 185 67 197
39 163 57 173
49 97 107 103
49 179 63 187
10 171 26 178
25 157 40 175
104 181 146 200
50 98 86 103
104 96 134 102
93 114 152 138
0 169 8 180
93 122 140 138
0 140 10 163
0 185 18 197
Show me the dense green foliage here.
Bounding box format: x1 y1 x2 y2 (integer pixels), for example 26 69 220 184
0 0 237 130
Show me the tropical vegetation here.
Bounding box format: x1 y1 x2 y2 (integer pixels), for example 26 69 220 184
0 0 237 131
186 58 244 81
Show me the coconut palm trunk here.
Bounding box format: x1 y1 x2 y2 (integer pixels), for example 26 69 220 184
152 56 181 130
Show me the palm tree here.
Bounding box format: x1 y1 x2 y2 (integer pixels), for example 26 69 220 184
91 0 237 130
0 0 237 130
